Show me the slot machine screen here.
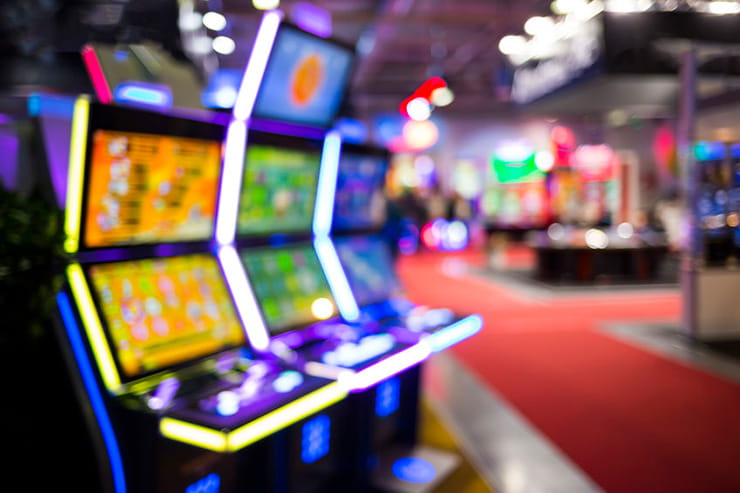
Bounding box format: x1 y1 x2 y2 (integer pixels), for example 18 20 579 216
87 254 245 380
252 23 354 128
239 245 337 334
83 130 221 248
333 151 389 232
237 144 322 236
335 236 402 307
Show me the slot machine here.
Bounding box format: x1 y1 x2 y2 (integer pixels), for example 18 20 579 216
55 99 346 493
215 11 439 492
329 142 484 490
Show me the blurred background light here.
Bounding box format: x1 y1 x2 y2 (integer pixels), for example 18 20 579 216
212 36 236 55
253 0 281 10
406 97 432 121
534 150 555 172
202 12 228 31
498 35 527 55
524 16 555 36
431 87 455 107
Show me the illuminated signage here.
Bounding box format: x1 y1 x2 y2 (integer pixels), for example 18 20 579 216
511 16 602 104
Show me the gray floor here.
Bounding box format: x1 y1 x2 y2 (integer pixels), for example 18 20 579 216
422 321 740 493
423 353 602 493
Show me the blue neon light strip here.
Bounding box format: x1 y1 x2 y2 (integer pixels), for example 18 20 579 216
314 236 359 322
57 292 127 493
114 83 173 108
428 315 483 353
313 130 341 237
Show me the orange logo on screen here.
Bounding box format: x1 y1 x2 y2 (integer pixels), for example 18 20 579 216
290 53 324 107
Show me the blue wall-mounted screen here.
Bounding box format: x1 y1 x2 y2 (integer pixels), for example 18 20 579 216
252 24 354 128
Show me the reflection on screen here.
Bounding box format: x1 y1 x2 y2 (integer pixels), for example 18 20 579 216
237 145 321 235
252 26 353 127
333 153 388 231
239 245 336 334
336 236 401 307
89 254 244 378
84 130 221 247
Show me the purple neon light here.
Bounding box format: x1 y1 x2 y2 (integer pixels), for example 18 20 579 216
233 10 284 121
292 2 332 38
247 117 326 140
348 341 431 392
215 120 247 246
217 245 271 352
0 128 19 190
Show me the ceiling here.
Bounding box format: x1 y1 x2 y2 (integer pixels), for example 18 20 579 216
204 0 552 117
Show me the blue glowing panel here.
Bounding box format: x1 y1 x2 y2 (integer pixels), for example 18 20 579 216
252 25 354 128
335 235 402 307
114 82 173 108
392 457 437 484
301 414 331 464
185 473 221 493
375 376 401 418
333 152 389 231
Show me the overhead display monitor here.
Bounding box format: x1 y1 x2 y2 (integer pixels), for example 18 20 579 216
333 148 389 232
86 254 245 380
239 244 337 335
236 133 323 237
73 102 225 251
252 23 355 128
335 235 402 307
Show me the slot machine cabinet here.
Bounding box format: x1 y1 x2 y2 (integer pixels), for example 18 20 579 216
56 98 346 493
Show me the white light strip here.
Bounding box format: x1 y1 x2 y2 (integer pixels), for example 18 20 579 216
217 245 270 352
349 341 431 392
313 130 342 237
232 10 283 121
314 236 360 322
429 315 483 353
216 120 247 246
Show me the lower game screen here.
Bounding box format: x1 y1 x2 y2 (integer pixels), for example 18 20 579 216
237 145 321 236
88 254 245 379
335 236 401 307
239 245 336 334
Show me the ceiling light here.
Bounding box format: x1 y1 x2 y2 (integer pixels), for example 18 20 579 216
606 0 653 12
179 12 202 31
431 87 454 107
202 12 227 31
551 0 587 15
524 16 555 36
707 1 740 14
406 97 431 121
253 0 281 10
498 35 527 55
212 36 236 55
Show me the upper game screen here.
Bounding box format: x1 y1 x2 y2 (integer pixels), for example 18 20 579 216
236 143 322 236
87 254 245 380
335 235 402 307
252 24 354 128
239 245 337 334
83 129 222 248
333 151 389 232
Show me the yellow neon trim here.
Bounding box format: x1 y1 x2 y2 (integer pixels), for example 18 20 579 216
64 96 91 253
158 382 347 452
67 263 122 393
160 418 228 452
226 382 346 451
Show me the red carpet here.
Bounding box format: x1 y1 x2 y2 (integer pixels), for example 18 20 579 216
398 249 740 493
